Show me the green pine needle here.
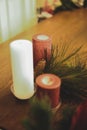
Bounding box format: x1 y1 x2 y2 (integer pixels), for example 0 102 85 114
44 43 87 102
23 96 53 130
54 104 76 130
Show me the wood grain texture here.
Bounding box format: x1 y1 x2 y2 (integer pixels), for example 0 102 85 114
0 8 87 130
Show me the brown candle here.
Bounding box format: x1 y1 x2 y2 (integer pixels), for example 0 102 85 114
36 74 61 108
32 34 52 67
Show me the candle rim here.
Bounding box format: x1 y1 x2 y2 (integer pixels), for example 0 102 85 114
10 39 32 47
37 35 49 40
36 73 61 89
32 34 52 42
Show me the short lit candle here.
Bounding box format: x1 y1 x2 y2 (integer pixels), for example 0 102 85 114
10 40 34 99
36 74 61 108
32 34 52 67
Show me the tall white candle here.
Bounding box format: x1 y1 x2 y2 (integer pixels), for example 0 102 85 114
10 40 34 99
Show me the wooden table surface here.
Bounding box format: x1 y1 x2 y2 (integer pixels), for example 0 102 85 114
0 8 87 130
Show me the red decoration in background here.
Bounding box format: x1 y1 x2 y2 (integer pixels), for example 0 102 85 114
70 100 87 130
53 0 58 2
36 74 61 108
32 34 52 67
43 0 54 14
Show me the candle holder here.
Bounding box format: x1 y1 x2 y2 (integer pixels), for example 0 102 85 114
35 74 61 111
11 85 35 100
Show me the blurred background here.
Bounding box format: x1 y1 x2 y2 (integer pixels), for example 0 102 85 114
0 0 86 44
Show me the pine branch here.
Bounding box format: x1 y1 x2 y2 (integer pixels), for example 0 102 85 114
23 96 53 130
54 104 76 130
44 43 87 102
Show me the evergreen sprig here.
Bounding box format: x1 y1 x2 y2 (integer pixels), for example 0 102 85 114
23 42 87 130
44 42 87 102
54 104 76 130
23 96 53 130
22 98 77 130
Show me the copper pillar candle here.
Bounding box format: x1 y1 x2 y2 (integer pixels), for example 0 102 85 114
32 34 52 67
36 74 61 108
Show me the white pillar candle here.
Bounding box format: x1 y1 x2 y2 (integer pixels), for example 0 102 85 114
10 40 34 99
